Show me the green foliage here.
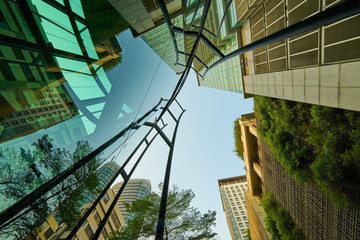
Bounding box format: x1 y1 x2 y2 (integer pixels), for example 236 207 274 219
246 228 252 240
255 96 360 207
233 118 244 158
102 55 122 72
261 192 304 240
108 184 217 240
0 136 102 238
81 0 130 44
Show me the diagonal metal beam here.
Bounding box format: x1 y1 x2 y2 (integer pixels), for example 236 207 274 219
157 0 179 66
200 33 225 58
203 0 360 78
215 0 234 40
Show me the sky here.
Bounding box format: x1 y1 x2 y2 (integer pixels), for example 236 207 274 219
127 67 254 239
100 29 256 239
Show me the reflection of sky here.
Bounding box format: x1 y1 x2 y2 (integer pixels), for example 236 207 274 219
0 29 177 155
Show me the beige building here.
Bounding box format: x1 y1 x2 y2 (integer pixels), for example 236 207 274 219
239 112 360 239
237 0 360 111
29 188 125 240
218 176 249 240
239 113 270 240
112 178 151 224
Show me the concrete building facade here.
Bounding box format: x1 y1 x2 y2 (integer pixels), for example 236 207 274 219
218 176 249 240
238 0 360 112
28 188 125 240
239 112 360 239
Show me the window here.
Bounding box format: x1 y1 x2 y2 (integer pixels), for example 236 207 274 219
235 212 239 216
241 229 246 234
110 210 121 230
84 225 93 239
20 119 26 123
231 203 235 206
0 61 15 80
236 217 241 221
243 201 246 204
0 10 10 30
11 120 19 125
101 227 108 239
241 197 244 200
20 64 36 82
241 211 245 215
243 216 247 220
233 207 237 211
15 112 22 116
43 227 54 239
23 110 29 115
235 198 239 201
12 48 25 60
239 223 243 227
102 192 110 204
31 109 37 113
94 211 101 225
246 222 249 226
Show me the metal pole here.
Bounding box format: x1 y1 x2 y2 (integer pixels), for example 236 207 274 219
155 109 186 240
203 0 360 78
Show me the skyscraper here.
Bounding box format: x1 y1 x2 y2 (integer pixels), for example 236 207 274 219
218 175 249 240
112 178 152 224
237 0 360 112
239 112 360 239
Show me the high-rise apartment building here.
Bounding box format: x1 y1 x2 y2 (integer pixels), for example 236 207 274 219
239 113 360 239
237 0 360 112
218 176 249 240
112 178 151 224
28 188 125 240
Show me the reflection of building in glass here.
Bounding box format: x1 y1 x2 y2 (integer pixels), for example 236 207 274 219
109 0 186 74
112 178 151 224
109 0 245 92
239 0 360 111
239 113 360 240
29 188 125 240
0 0 124 145
218 176 249 240
79 162 121 207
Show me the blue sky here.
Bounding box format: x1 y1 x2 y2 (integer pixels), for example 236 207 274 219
104 30 255 239
129 69 254 239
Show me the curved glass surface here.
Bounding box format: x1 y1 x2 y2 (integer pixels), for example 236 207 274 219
0 0 181 238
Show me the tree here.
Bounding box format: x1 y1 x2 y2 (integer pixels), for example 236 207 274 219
0 135 103 239
255 96 360 207
81 0 130 44
261 192 304 240
108 184 217 240
233 118 244 158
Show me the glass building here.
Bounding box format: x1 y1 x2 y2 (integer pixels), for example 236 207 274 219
0 0 359 239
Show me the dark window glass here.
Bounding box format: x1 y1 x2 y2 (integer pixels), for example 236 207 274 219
102 192 110 204
101 227 108 239
11 120 19 125
94 211 101 225
20 64 36 82
0 10 10 30
84 224 93 239
23 110 29 115
15 112 22 116
20 119 26 123
12 48 25 60
31 109 37 113
0 62 15 81
43 227 54 239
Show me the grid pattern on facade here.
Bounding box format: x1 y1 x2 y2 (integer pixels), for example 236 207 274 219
259 135 360 239
219 176 249 240
243 0 360 74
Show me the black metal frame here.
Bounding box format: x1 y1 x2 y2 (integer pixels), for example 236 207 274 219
1 0 360 239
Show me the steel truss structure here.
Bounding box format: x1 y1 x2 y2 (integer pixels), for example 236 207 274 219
1 0 360 239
